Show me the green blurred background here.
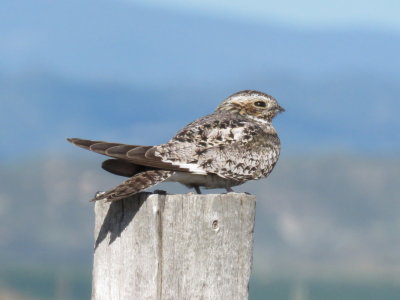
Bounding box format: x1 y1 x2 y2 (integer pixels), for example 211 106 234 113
1 0 399 299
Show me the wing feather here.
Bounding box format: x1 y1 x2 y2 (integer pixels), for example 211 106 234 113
67 138 190 172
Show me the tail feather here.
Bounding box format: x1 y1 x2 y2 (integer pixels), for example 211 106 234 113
105 145 149 159
67 138 141 156
90 143 129 155
92 170 173 202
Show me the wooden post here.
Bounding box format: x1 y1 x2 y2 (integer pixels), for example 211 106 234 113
92 192 256 300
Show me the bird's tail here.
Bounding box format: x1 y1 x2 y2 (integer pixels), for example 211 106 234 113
92 170 173 202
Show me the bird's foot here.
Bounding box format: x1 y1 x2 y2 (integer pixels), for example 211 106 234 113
194 186 202 194
225 187 234 193
153 189 167 195
94 191 105 199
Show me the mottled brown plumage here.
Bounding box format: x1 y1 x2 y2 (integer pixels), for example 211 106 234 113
68 90 284 201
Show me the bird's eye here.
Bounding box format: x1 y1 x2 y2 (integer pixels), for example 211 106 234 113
254 101 266 107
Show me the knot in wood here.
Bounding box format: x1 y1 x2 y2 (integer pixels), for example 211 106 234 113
212 219 219 231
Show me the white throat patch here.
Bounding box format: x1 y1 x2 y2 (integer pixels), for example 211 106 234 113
246 115 270 125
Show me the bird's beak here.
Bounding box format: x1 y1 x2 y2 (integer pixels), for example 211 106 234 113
276 105 285 113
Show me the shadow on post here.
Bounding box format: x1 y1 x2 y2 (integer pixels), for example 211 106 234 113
94 192 149 249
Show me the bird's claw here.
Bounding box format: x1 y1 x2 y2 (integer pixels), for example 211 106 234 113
94 191 106 199
153 189 167 195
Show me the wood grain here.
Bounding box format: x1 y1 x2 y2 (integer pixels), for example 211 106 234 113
92 192 256 300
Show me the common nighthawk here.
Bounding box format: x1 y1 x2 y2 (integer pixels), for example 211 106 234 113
68 90 284 201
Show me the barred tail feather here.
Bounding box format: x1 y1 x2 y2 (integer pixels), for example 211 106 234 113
92 170 173 202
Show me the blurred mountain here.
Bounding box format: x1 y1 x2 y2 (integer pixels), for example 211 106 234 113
1 155 399 281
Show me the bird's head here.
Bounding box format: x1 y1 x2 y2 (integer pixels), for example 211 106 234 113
216 90 285 123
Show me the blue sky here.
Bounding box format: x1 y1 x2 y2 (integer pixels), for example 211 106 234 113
127 0 400 31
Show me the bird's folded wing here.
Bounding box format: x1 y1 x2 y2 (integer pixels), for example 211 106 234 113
67 138 190 172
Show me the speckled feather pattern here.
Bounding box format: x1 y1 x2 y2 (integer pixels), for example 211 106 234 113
155 111 280 183
91 170 173 202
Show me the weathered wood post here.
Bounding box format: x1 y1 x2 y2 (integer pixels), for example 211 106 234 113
92 192 256 300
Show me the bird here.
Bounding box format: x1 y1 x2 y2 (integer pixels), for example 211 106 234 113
67 90 284 201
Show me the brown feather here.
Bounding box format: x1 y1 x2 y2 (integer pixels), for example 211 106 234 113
92 170 173 202
101 159 148 177
67 138 104 150
67 138 190 172
105 144 139 159
90 142 131 155
127 147 189 172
